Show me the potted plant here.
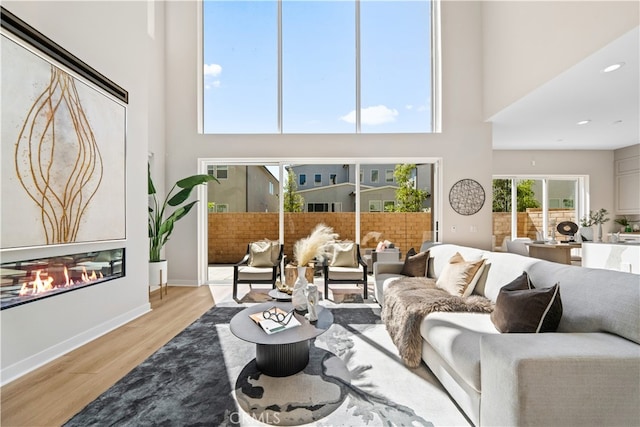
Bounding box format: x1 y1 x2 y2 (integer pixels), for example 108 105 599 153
290 223 338 311
580 208 609 242
148 164 217 289
614 216 633 233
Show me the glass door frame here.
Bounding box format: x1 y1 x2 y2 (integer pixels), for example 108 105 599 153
493 174 589 242
197 157 442 285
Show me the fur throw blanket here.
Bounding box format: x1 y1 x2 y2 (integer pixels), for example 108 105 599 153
382 277 494 368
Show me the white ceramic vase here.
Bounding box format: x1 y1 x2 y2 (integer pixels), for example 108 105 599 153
292 266 309 312
579 226 594 242
305 284 319 322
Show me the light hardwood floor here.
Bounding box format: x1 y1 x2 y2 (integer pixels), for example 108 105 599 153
0 286 215 427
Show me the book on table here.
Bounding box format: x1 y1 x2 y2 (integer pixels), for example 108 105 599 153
250 306 301 334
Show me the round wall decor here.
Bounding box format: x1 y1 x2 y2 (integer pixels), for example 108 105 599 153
449 179 485 215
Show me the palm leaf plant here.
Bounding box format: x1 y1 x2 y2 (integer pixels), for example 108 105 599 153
148 165 218 262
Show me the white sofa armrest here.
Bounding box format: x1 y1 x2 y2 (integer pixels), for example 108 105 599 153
373 262 405 304
480 332 640 427
373 261 404 276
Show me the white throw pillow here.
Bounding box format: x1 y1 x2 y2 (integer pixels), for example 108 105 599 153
436 252 486 297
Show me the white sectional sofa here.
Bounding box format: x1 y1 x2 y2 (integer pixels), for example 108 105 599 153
374 243 640 426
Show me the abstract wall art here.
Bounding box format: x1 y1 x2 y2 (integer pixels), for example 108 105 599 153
1 7 128 249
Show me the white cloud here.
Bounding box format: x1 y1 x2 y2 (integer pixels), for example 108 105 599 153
204 63 222 77
417 105 427 112
405 105 414 110
340 105 399 125
204 80 221 90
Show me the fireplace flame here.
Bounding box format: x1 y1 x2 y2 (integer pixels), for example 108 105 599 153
18 266 103 297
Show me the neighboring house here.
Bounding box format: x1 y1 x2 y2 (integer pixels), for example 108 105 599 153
207 165 278 212
288 164 433 212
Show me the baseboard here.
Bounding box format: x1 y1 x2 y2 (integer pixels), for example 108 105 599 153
168 280 199 286
0 303 151 386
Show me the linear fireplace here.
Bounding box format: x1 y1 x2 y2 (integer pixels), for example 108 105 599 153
0 248 125 310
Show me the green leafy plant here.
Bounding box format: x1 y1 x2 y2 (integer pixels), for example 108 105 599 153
580 208 610 227
492 179 540 212
614 216 630 227
148 165 218 262
393 164 429 212
283 168 304 212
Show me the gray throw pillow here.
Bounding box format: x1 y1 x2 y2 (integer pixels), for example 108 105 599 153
491 272 562 333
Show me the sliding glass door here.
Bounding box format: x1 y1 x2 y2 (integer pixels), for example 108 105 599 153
204 159 439 281
493 175 586 248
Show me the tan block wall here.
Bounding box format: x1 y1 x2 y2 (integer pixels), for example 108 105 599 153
208 212 432 264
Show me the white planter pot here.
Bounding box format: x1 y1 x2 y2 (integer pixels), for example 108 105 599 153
579 226 594 242
149 260 168 287
292 266 309 312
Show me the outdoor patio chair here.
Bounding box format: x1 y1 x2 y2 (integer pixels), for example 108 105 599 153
233 240 284 300
322 242 368 300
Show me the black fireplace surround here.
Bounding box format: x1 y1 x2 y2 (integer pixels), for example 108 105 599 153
0 248 125 310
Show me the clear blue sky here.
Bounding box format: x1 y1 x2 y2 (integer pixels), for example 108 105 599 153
203 0 431 134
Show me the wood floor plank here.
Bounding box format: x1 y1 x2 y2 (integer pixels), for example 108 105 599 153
0 286 215 426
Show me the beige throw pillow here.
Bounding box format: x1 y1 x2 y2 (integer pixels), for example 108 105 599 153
249 240 278 267
436 252 486 297
330 241 358 267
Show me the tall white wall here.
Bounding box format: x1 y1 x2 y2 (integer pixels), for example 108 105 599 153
0 1 159 383
483 1 639 119
164 0 493 284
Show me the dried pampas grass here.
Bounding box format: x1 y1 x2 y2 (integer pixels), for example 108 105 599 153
294 223 338 266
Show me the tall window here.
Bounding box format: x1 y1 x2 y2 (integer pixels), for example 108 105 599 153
202 0 435 134
360 0 432 133
202 1 277 133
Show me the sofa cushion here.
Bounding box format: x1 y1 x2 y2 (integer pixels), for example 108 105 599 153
436 252 485 297
475 252 539 302
421 312 498 392
330 241 358 267
490 272 562 333
326 266 363 280
400 248 429 277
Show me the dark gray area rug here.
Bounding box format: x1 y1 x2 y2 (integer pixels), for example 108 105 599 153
65 303 470 426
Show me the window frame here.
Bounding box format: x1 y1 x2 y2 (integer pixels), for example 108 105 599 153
196 157 443 285
385 169 394 183
492 174 588 241
370 169 379 183
198 0 441 134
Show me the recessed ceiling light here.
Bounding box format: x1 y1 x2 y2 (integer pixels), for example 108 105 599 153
602 62 625 73
577 120 591 125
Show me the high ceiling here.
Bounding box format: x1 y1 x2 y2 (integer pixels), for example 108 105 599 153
490 27 639 151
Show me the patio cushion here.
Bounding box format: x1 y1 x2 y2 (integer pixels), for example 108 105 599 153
249 240 279 267
330 241 358 267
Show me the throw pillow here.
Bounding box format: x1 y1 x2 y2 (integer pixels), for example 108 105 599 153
330 241 358 267
248 240 277 267
491 272 563 333
400 248 429 277
436 252 486 297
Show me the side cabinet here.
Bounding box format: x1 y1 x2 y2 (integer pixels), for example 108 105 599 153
615 154 640 214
